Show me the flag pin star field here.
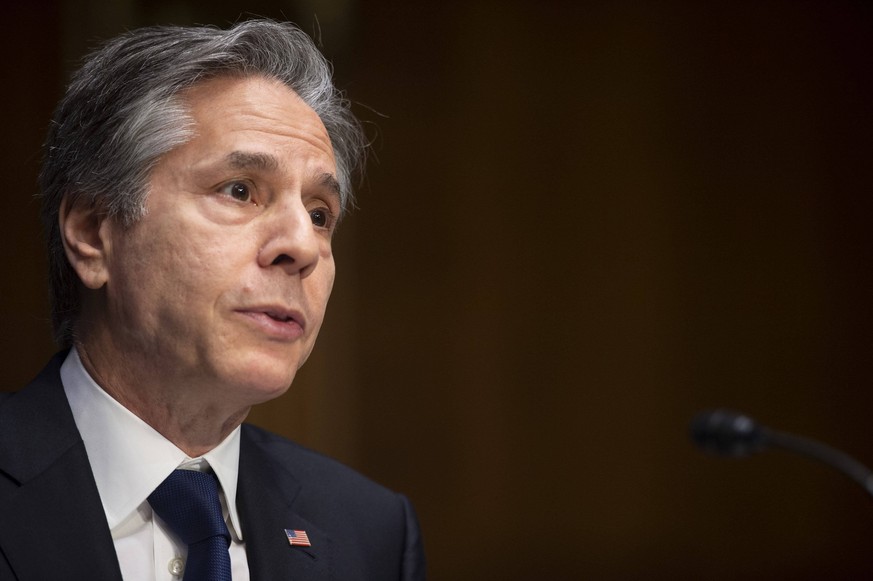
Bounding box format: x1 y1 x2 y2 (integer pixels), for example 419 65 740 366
285 529 312 547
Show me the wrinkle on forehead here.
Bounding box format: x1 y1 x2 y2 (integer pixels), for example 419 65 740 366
182 75 336 163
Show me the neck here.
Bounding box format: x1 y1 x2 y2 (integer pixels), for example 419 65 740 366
75 342 250 457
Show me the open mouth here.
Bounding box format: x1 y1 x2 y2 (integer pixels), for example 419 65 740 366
265 310 294 323
239 307 306 340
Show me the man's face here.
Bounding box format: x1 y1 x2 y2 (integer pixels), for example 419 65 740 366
97 75 339 406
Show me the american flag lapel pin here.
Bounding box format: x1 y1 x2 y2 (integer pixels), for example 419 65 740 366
285 528 312 547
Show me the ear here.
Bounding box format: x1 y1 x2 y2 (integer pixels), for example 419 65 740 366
59 194 113 289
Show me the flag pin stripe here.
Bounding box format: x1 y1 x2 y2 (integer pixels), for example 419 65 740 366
285 528 312 547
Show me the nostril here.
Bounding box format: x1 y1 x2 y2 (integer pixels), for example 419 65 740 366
271 253 294 266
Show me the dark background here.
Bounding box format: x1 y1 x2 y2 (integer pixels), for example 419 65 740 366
3 1 873 578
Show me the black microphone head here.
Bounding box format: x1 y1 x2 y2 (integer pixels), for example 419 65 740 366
690 409 766 457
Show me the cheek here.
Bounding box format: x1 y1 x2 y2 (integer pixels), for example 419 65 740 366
111 225 225 317
297 260 335 348
314 261 336 316
324 261 336 296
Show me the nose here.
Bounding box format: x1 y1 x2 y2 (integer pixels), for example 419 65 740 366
257 199 321 276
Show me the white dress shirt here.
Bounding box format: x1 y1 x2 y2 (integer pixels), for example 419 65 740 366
61 349 251 581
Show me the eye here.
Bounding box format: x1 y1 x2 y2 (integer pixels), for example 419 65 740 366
219 181 256 204
309 208 334 229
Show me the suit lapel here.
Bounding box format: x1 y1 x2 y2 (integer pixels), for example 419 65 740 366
0 354 123 580
238 426 333 580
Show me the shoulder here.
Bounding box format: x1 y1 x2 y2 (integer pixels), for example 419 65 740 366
240 422 401 506
239 424 427 579
239 423 417 541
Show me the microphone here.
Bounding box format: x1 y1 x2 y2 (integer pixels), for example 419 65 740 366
690 409 873 498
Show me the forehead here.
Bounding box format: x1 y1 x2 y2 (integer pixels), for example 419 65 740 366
178 74 336 168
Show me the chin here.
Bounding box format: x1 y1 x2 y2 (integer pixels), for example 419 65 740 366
218 356 298 405
230 376 295 407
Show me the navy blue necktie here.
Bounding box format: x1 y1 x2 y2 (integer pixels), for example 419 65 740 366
148 469 232 581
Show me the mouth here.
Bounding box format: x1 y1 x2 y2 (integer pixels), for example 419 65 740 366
264 309 298 324
237 306 306 340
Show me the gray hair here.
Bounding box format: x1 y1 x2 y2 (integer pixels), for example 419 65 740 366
39 19 366 347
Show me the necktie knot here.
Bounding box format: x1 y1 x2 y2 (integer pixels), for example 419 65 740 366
149 469 232 580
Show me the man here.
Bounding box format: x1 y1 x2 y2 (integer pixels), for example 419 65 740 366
0 19 425 581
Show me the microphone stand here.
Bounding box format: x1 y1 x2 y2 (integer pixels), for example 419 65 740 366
690 409 873 499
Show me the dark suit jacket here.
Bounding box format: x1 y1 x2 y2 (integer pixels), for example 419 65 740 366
0 353 425 580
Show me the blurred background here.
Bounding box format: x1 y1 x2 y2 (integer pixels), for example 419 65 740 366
3 0 872 578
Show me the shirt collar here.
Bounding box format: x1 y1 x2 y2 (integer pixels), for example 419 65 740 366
61 348 245 540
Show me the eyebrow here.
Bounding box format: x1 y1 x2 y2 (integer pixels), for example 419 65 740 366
223 151 342 201
318 173 342 197
226 151 279 171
